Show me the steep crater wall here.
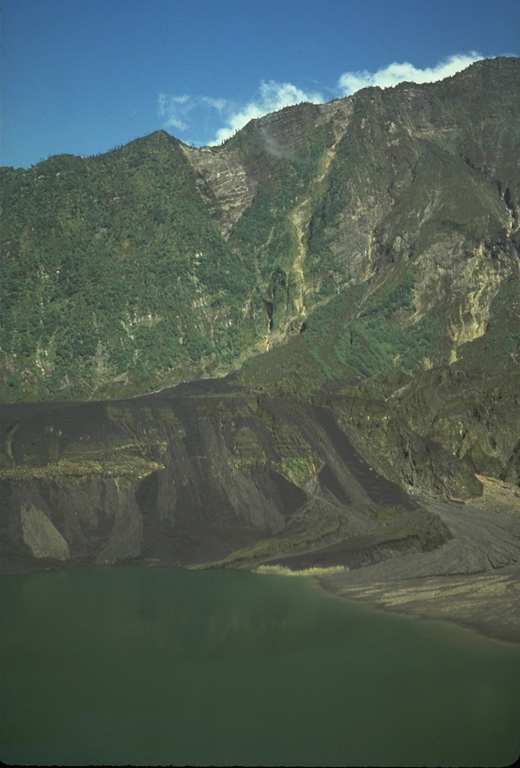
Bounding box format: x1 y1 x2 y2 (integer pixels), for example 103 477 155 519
0 388 464 575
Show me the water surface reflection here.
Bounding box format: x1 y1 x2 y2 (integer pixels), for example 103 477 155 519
1 566 519 766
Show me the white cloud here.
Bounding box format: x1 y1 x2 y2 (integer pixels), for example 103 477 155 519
158 80 323 146
336 52 484 96
201 96 228 112
158 53 488 146
157 93 196 131
211 80 324 145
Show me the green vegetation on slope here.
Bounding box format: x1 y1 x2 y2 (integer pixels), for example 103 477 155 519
1 133 259 400
1 58 519 408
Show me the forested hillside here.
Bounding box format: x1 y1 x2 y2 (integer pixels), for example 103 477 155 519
1 57 519 405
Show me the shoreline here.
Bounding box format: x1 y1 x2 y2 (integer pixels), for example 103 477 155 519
255 495 520 645
254 562 520 645
314 568 520 646
2 473 518 644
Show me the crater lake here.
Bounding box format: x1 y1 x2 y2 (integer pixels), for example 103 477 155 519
1 566 519 766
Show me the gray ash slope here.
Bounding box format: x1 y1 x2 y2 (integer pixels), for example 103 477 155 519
2 382 458 575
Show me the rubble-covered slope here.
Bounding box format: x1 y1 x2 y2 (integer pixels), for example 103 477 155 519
1 383 467 574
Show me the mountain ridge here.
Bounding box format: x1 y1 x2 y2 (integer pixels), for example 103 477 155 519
1 57 518 403
1 59 520 602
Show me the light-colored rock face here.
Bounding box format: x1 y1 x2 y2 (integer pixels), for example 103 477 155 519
179 62 519 390
180 144 256 237
21 503 70 560
412 238 519 360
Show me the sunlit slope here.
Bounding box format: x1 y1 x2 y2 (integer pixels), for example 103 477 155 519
1 57 519 403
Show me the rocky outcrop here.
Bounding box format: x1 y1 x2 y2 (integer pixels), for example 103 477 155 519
179 144 256 237
321 394 483 499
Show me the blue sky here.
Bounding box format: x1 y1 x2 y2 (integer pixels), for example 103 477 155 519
2 0 519 169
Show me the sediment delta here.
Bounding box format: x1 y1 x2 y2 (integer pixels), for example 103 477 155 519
314 494 520 644
249 487 520 643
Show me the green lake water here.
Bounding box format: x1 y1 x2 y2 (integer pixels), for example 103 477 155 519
1 566 519 767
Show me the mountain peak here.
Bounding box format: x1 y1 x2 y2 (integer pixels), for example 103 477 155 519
1 57 518 427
